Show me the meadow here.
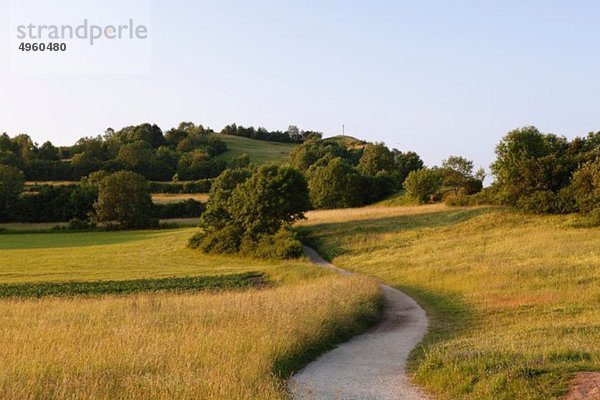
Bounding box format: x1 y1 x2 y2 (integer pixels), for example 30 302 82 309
0 227 382 399
298 205 600 400
213 133 298 164
151 193 209 204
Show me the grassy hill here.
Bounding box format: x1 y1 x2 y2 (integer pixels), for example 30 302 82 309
214 134 298 164
299 205 600 399
322 135 367 149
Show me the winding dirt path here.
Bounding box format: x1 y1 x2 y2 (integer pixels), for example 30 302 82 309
288 246 430 400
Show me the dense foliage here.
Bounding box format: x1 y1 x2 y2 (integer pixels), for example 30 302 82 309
404 168 442 203
0 122 228 182
190 164 310 258
490 126 600 217
93 171 156 229
292 139 418 209
221 124 320 144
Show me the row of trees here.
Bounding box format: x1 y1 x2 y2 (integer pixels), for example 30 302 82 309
220 124 322 144
290 139 427 208
0 122 231 181
0 166 202 225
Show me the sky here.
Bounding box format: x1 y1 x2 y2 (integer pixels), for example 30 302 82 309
1 0 599 173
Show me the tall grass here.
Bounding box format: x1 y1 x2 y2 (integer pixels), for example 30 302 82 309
299 205 600 399
0 275 381 399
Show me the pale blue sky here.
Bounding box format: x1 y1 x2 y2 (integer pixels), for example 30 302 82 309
1 1 599 172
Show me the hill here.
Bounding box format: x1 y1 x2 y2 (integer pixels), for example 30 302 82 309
322 135 367 150
299 205 600 399
213 134 298 164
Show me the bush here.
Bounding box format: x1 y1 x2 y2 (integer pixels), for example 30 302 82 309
516 191 560 214
240 228 304 259
188 224 243 254
67 218 96 231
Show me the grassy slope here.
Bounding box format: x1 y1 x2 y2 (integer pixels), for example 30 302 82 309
214 133 298 164
0 228 382 399
322 135 366 149
298 205 600 400
0 229 317 283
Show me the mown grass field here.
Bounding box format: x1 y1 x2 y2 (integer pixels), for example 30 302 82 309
214 133 297 164
298 205 600 400
0 228 382 399
0 229 310 283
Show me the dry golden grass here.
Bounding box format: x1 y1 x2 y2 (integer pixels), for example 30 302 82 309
151 193 209 204
0 275 381 399
299 205 600 399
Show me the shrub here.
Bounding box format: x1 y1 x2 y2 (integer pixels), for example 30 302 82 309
67 218 96 231
188 224 243 254
516 191 559 214
240 228 304 259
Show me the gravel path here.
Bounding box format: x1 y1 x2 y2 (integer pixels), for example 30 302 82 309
288 246 430 400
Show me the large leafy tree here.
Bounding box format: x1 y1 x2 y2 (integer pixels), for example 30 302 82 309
93 171 155 229
395 151 424 183
0 165 24 222
228 164 310 237
193 164 310 256
404 168 441 203
491 126 576 205
357 143 394 176
308 157 363 209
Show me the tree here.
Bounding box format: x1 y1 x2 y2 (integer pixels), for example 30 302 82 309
395 151 424 183
357 143 394 176
0 165 24 221
440 155 483 195
491 126 574 205
93 171 155 229
308 157 363 209
192 164 310 257
201 168 253 230
228 164 310 237
177 150 225 180
117 141 158 171
570 158 600 215
404 168 441 203
38 141 60 161
290 140 348 171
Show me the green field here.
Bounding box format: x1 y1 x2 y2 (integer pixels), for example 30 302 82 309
299 205 600 399
214 133 298 164
0 229 319 283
